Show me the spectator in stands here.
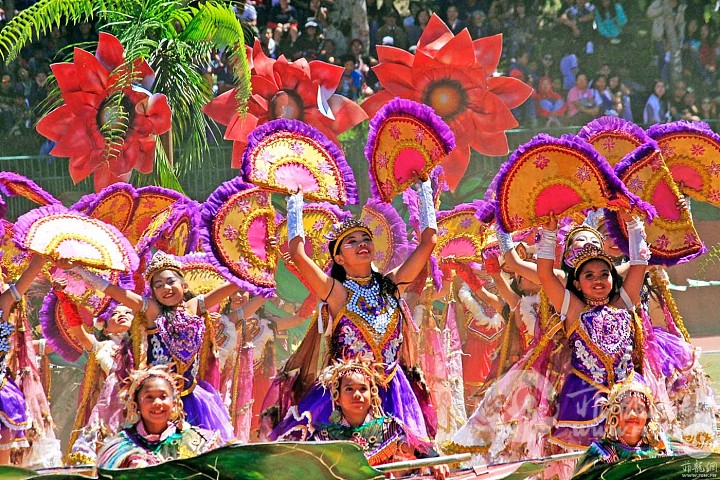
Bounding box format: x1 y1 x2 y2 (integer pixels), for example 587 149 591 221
594 0 627 44
508 49 537 126
536 76 567 126
608 74 634 122
376 8 408 51
337 55 364 100
68 20 98 45
539 53 556 80
317 7 347 56
403 1 421 29
445 4 465 36
565 72 599 125
680 86 701 120
279 24 302 59
699 96 718 120
668 80 688 120
647 0 685 84
0 74 28 135
506 1 537 58
27 46 50 77
559 0 596 52
27 70 49 118
267 0 298 32
643 79 669 124
295 18 323 60
466 9 488 40
697 23 716 86
592 74 619 117
261 27 280 58
560 49 579 92
14 67 32 100
407 7 431 48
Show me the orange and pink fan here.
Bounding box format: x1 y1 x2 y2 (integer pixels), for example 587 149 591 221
365 98 455 202
201 177 279 297
577 116 651 167
0 172 60 217
647 121 720 208
604 140 704 266
493 133 655 233
242 119 357 206
435 203 491 264
360 199 409 273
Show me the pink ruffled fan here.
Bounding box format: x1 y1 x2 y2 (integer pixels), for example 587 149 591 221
435 203 491 263
276 202 349 273
201 177 279 297
647 121 720 208
366 98 455 202
242 119 357 206
14 204 139 272
577 117 651 167
493 133 655 233
360 199 409 273
135 199 201 257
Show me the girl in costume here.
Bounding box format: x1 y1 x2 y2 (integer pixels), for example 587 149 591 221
0 253 47 464
270 178 438 451
59 250 237 442
573 378 675 475
305 357 449 479
536 212 650 450
97 366 223 469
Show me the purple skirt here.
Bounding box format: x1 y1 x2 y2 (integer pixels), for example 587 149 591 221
271 366 431 450
0 377 28 448
653 327 695 386
182 379 234 442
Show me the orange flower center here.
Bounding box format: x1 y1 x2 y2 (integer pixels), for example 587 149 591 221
422 80 467 121
269 90 305 120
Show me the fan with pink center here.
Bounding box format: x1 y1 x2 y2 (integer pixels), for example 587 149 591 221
135 198 201 258
365 98 455 203
493 133 656 233
360 199 409 273
435 203 491 264
201 177 280 297
241 119 357 206
577 116 652 167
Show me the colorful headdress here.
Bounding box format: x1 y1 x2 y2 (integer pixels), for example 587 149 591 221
144 250 183 281
563 224 604 268
121 365 184 426
599 376 664 449
317 357 383 419
327 218 373 257
566 244 614 273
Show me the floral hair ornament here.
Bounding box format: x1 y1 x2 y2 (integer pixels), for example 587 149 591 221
326 218 373 257
318 357 384 419
121 365 185 426
562 224 604 269
143 250 183 282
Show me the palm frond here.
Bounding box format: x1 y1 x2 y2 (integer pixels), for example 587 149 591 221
0 0 96 62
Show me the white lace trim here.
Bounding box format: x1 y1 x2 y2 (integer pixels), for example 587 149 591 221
458 284 502 330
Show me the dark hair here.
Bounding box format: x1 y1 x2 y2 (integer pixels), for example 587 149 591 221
565 259 622 301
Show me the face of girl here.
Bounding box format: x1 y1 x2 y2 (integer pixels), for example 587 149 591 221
569 229 603 251
574 259 612 300
336 372 372 421
151 270 186 307
336 231 374 266
106 305 133 334
137 377 175 433
230 290 250 309
616 395 649 445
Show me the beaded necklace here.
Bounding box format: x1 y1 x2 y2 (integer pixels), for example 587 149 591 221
343 277 398 335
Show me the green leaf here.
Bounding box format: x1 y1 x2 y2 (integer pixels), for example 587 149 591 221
572 453 720 480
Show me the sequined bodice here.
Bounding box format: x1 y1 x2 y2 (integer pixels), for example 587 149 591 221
147 306 205 386
331 278 402 364
569 305 635 387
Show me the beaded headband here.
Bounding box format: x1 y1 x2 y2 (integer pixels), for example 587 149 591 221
563 225 604 268
568 244 614 272
318 357 382 393
144 250 183 281
327 218 373 257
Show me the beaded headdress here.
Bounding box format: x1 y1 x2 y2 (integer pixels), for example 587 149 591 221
144 250 183 281
563 225 603 268
327 218 373 257
566 244 613 273
318 357 384 418
120 365 185 425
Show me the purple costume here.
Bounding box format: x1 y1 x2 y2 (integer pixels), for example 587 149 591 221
550 304 641 450
147 307 234 442
0 319 28 450
271 278 432 449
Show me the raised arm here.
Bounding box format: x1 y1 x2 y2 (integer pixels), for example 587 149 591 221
612 216 651 308
0 253 47 321
201 282 240 312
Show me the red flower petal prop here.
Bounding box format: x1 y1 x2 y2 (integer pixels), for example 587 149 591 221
203 40 368 168
36 33 171 192
363 15 533 190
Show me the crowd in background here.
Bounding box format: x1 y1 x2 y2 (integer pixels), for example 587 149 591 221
1 0 720 137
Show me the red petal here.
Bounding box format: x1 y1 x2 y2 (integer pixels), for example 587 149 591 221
250 74 280 101
470 130 510 156
441 146 471 191
203 89 241 126
323 95 368 134
136 137 157 173
360 90 396 117
136 93 171 134
467 93 519 131
95 32 125 72
304 110 341 144
36 106 74 141
487 76 534 109
231 140 246 169
225 112 258 141
93 165 131 192
51 63 81 97
113 140 137 174
73 47 110 94
252 40 276 79
473 34 503 74
435 29 476 67
309 60 343 91
68 152 98 184
51 119 97 157
416 14 454 55
372 63 417 98
376 45 415 67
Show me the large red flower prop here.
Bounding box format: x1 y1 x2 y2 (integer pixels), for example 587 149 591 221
203 40 367 168
37 33 171 192
362 15 533 190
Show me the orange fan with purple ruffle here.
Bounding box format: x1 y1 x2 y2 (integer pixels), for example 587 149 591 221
647 121 720 208
493 133 655 233
365 98 455 202
435 203 490 263
578 116 651 167
360 199 409 273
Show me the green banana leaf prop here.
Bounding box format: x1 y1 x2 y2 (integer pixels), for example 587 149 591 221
572 453 720 480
